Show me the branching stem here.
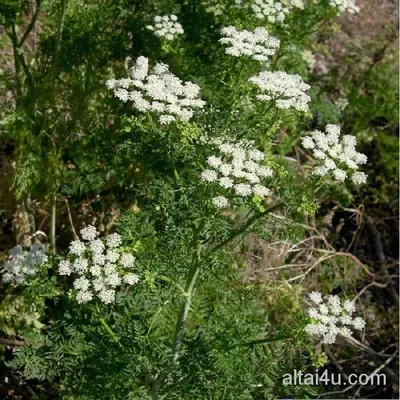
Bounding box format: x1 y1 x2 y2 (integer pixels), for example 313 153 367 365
99 317 124 350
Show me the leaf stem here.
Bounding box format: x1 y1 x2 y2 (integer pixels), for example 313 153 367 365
171 241 201 363
99 317 124 350
50 196 57 251
206 202 284 257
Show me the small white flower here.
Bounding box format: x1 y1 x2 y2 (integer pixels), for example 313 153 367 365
313 166 329 177
92 252 106 266
308 308 320 319
104 263 117 276
302 125 367 184
124 273 140 285
351 171 367 185
219 163 233 176
59 260 72 276
309 291 323 304
160 115 176 124
249 149 265 161
98 289 115 304
105 273 121 287
305 292 366 344
340 315 353 325
352 317 366 330
256 165 273 177
339 326 353 338
1 244 48 284
90 239 105 255
93 277 105 292
80 225 98 241
73 276 90 291
250 0 291 23
219 177 234 189
106 233 122 249
107 57 205 124
234 183 253 196
327 295 342 315
207 156 223 168
201 169 219 182
120 253 136 268
302 136 315 149
59 226 140 305
106 250 120 263
328 0 360 14
201 141 273 208
90 264 102 276
147 14 184 40
302 49 316 70
76 291 93 304
333 168 347 182
69 240 86 256
2 273 14 283
343 300 356 314
73 258 89 274
212 196 229 208
319 304 329 315
324 158 336 170
220 26 280 62
252 184 270 197
249 71 311 112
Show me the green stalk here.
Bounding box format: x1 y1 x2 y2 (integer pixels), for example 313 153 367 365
206 202 283 257
50 196 56 251
99 317 124 350
171 242 201 363
152 205 282 396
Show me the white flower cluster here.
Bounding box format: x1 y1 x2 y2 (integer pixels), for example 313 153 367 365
204 1 225 16
250 0 290 23
2 244 48 284
249 71 311 112
327 0 360 14
146 14 184 40
301 50 317 70
106 56 205 124
219 26 280 62
284 0 305 8
201 141 273 208
58 225 139 304
305 292 366 344
301 124 367 184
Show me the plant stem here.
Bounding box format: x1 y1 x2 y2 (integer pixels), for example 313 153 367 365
171 242 201 363
50 196 56 251
206 202 283 257
19 0 42 48
99 317 124 350
25 194 36 234
150 225 204 398
153 203 281 394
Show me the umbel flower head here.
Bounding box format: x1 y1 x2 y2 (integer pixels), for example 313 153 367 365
200 141 273 208
327 0 360 14
250 0 290 23
284 0 305 8
301 124 367 184
305 292 366 344
219 26 280 62
58 225 139 304
2 244 48 284
146 14 184 40
249 71 311 112
106 56 205 124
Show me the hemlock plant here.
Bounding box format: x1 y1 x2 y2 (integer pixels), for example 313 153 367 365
0 0 372 398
